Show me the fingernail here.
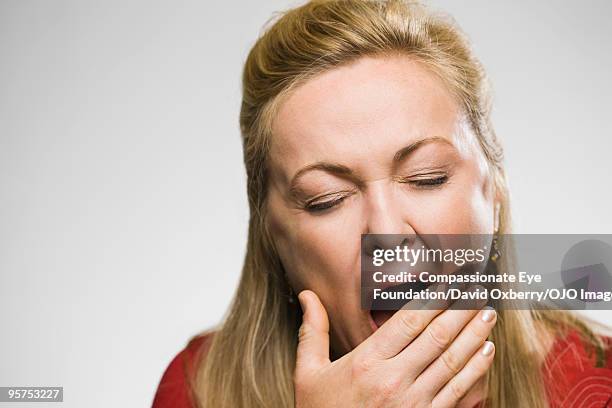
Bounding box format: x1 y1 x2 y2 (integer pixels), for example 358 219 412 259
481 306 496 323
481 341 495 356
297 291 308 309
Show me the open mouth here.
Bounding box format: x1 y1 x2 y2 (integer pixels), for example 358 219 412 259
364 263 481 331
367 279 429 330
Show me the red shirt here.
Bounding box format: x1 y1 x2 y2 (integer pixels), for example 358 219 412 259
152 329 612 407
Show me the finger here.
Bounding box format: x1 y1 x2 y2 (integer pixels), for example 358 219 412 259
431 341 495 408
363 286 451 359
416 306 496 397
296 290 330 374
393 285 487 378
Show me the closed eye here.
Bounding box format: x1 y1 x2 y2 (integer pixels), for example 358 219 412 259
397 174 449 189
411 175 448 186
304 191 353 213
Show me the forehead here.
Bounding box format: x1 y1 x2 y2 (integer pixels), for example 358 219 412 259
269 55 461 183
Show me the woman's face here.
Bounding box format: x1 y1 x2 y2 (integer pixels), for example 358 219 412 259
266 55 498 355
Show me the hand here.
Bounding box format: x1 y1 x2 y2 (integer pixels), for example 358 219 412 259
294 287 496 408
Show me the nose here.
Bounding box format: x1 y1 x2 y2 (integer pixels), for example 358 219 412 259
362 181 416 257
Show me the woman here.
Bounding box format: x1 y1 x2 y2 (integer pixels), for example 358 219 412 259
153 1 612 407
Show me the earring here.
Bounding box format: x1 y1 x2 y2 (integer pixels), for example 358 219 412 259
288 286 296 304
490 235 501 262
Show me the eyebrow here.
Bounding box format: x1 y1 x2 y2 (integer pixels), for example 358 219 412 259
289 162 360 196
288 136 454 194
393 136 454 163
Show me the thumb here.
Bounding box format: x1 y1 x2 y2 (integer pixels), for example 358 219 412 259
296 290 330 372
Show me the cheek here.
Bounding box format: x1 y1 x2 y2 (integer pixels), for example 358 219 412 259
292 225 359 293
406 172 494 234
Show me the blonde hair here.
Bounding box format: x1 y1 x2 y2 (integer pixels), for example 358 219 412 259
195 1 603 407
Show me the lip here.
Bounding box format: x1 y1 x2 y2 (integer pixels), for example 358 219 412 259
365 279 430 310
362 262 443 308
368 309 400 332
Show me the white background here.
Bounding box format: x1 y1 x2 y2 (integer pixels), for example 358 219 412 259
1 1 611 407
